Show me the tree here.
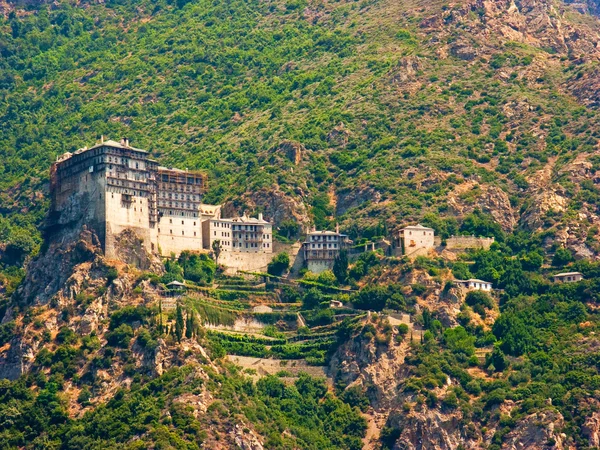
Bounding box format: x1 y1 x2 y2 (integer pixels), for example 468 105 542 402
278 219 300 239
492 313 533 356
443 326 475 356
158 301 164 335
460 209 504 241
106 324 134 348
333 250 349 284
487 345 508 372
175 304 184 343
302 288 325 310
465 291 494 309
317 270 337 286
351 285 388 311
553 247 574 267
267 252 290 276
185 312 195 339
212 240 222 265
178 252 216 284
520 251 543 271
5 229 37 262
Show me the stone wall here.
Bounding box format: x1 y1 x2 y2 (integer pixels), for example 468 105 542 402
217 241 301 275
446 236 495 250
307 259 334 274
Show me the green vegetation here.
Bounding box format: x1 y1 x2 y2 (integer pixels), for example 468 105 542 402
1 0 599 268
3 0 600 447
397 232 600 447
267 252 290 276
0 365 365 449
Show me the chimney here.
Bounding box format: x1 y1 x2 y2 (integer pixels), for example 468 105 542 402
258 213 263 221
335 222 340 234
101 135 104 143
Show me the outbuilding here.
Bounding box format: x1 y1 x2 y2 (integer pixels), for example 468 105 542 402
553 272 584 283
453 279 493 291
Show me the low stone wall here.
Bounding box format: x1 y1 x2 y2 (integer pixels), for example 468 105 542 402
446 236 495 250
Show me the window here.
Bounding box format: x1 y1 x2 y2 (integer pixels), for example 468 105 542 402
194 232 196 236
170 230 172 234
170 219 172 224
182 231 184 235
182 221 184 225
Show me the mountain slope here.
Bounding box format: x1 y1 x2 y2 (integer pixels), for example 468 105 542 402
2 0 600 249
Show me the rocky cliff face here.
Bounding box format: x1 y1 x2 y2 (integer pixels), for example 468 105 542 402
331 335 577 450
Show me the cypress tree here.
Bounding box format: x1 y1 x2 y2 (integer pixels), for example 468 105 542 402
185 311 193 339
175 303 184 343
333 249 349 284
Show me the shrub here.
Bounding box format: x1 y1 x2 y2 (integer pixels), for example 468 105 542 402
465 290 494 309
267 252 290 276
107 324 134 348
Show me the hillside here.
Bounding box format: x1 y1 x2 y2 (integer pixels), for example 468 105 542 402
2 0 600 250
4 0 600 449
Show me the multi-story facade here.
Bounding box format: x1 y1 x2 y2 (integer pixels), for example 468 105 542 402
50 138 214 259
399 224 435 258
302 229 348 274
203 213 272 254
156 167 207 255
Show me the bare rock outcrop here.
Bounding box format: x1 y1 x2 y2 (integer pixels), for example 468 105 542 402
330 328 409 409
15 227 102 306
448 182 516 232
232 423 265 450
336 187 382 216
274 140 305 166
389 408 480 450
567 65 600 108
327 122 351 147
112 229 162 271
502 409 568 449
222 187 310 229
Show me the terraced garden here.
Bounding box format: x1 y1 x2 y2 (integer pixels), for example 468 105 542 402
174 274 366 369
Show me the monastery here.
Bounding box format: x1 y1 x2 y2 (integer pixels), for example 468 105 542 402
50 138 272 269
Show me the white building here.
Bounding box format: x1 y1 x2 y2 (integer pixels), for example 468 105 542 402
453 279 493 291
302 228 348 274
400 224 435 257
553 272 584 283
203 213 273 254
